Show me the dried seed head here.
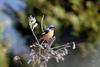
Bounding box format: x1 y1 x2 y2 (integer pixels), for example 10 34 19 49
29 16 36 24
64 48 68 54
13 56 20 61
72 42 76 49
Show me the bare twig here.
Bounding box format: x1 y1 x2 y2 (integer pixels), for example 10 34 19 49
29 16 44 49
47 36 56 49
41 15 45 33
29 16 39 44
51 42 75 50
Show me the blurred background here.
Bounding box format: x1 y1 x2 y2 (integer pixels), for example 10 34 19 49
0 0 100 67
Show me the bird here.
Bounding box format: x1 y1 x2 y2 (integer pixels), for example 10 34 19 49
39 25 55 47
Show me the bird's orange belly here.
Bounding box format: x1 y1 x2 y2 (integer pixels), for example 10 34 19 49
41 30 54 41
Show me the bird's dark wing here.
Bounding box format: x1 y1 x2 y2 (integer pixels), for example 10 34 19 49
41 29 49 36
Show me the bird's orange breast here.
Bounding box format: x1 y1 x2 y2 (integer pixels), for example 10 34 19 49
40 30 54 41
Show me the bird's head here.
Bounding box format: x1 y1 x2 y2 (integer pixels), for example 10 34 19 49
48 25 55 30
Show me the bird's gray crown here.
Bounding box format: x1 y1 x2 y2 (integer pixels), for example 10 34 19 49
48 25 55 29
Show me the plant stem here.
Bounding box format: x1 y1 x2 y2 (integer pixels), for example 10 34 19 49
41 15 45 33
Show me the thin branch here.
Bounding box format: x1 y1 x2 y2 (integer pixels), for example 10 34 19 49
47 36 56 49
51 42 75 50
31 28 40 45
41 15 45 33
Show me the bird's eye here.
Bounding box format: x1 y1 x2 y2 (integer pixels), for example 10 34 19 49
50 27 53 29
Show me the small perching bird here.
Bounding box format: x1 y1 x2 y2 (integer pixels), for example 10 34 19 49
39 25 55 47
29 15 55 48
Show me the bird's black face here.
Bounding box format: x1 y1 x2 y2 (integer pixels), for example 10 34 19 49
49 25 55 29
